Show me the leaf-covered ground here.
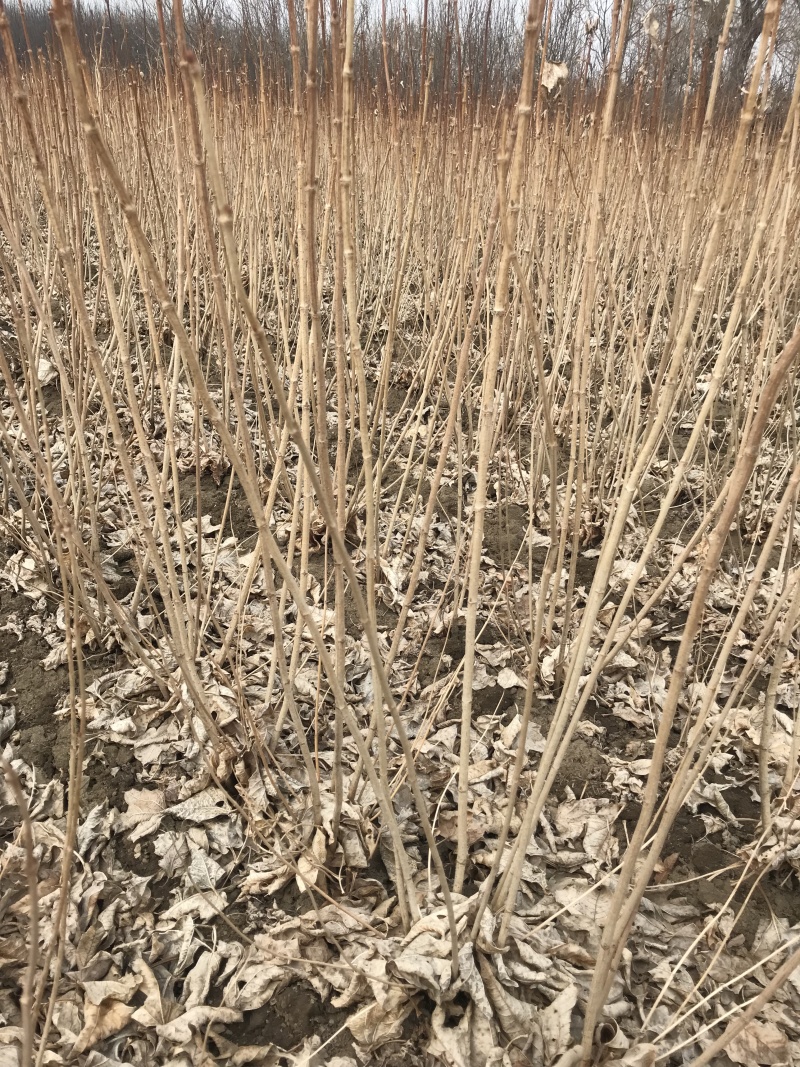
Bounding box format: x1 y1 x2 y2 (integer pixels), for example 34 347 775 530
2 361 800 1067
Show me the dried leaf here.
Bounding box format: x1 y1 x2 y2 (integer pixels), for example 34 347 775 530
347 987 414 1048
72 1000 135 1054
643 9 660 42
472 662 495 691
169 786 231 824
117 789 166 841
81 975 140 1006
427 1003 500 1067
295 827 327 891
726 1021 789 1065
77 805 114 858
130 959 180 1028
497 667 524 689
42 643 69 670
222 948 287 1011
0 705 15 743
542 60 569 92
479 954 536 1041
619 1045 658 1067
155 1006 242 1043
535 985 577 1064
187 847 226 889
162 889 227 921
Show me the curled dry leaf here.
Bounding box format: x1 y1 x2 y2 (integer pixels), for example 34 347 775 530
81 975 141 1006
161 889 228 921
643 9 660 42
497 666 524 689
427 1002 501 1067
154 1005 243 1043
222 945 291 1012
296 826 328 891
618 1045 658 1067
478 953 537 1041
347 986 414 1049
541 60 569 92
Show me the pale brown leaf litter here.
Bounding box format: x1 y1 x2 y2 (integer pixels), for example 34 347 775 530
2 433 800 1067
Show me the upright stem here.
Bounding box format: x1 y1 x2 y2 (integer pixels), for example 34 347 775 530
455 0 546 893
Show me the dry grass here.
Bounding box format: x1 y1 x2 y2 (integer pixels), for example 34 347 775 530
0 0 799 1063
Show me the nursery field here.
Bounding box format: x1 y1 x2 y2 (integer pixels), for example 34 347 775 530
1 1 800 1065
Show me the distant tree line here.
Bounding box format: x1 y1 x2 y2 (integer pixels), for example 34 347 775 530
4 0 799 113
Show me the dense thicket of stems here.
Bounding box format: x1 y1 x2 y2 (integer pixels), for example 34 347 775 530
0 0 799 1061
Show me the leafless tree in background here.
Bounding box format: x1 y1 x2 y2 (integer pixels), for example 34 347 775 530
3 0 798 107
